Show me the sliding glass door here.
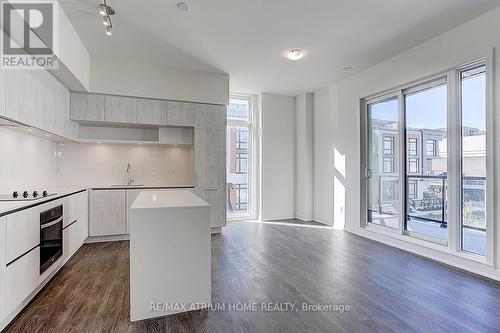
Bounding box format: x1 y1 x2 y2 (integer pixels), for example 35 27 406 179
404 80 448 242
366 97 400 229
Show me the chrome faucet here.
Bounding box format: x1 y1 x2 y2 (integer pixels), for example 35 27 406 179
126 163 135 185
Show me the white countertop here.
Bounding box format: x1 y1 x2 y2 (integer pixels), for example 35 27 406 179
0 185 87 217
131 190 209 210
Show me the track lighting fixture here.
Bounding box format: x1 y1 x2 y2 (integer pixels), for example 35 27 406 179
97 1 115 36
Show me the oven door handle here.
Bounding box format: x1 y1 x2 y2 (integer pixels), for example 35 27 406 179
41 217 63 229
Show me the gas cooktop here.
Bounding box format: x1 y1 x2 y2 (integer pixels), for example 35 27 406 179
0 191 58 202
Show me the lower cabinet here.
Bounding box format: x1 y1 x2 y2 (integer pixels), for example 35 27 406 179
5 247 40 316
89 190 127 236
195 187 226 228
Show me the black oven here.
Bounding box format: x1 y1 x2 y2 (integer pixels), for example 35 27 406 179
40 205 63 274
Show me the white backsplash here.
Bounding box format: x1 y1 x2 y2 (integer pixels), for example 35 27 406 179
55 143 194 187
0 128 194 192
0 128 59 192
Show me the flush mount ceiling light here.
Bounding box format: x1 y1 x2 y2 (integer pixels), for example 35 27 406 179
285 48 305 61
342 66 353 72
177 2 190 11
98 0 115 36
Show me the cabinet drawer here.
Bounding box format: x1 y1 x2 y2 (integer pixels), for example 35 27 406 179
6 209 40 264
5 247 40 315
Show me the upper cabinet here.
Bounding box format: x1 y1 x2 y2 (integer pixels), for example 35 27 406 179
5 70 39 125
195 104 227 130
105 95 138 124
70 93 105 122
137 99 167 125
4 69 75 140
167 101 195 127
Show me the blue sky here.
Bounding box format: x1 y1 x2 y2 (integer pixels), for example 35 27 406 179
370 74 486 131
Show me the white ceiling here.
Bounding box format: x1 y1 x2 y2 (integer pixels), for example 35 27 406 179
60 0 500 96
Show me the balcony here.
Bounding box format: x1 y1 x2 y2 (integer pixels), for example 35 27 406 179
369 175 486 255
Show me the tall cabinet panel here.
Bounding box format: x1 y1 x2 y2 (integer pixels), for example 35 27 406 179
195 104 226 130
195 129 226 188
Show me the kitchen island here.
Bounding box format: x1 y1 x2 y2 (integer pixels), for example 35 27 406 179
129 190 211 322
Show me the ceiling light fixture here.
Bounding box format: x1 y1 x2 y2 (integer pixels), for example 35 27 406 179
285 48 305 61
177 2 190 11
97 1 115 36
342 66 353 72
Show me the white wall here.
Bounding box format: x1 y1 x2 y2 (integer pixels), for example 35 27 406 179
56 143 194 187
295 93 314 221
261 93 296 220
89 56 229 106
0 128 59 192
313 7 500 277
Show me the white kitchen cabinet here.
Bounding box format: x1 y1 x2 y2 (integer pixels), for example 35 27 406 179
167 101 195 127
5 247 40 316
89 190 127 236
195 187 226 228
70 92 105 122
195 129 226 187
5 209 39 264
137 98 167 125
195 104 226 130
105 95 138 124
5 69 39 125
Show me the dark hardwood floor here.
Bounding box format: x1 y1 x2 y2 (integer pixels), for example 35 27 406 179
4 221 500 333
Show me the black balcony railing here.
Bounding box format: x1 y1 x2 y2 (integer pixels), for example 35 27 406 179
406 175 486 231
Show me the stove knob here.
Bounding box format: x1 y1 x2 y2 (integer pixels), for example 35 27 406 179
13 191 18 198
42 191 48 197
33 191 38 198
22 191 29 198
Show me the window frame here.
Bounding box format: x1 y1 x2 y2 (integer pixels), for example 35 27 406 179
227 94 260 221
360 54 494 265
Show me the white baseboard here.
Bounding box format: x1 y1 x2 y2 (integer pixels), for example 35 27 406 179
85 234 130 243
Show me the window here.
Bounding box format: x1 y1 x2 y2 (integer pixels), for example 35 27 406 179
427 139 437 156
408 158 419 173
408 180 418 199
235 152 248 174
227 95 258 219
408 138 418 156
383 136 395 155
460 65 487 256
363 59 491 262
383 158 394 173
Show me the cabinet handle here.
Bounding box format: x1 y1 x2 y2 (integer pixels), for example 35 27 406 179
204 188 218 192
